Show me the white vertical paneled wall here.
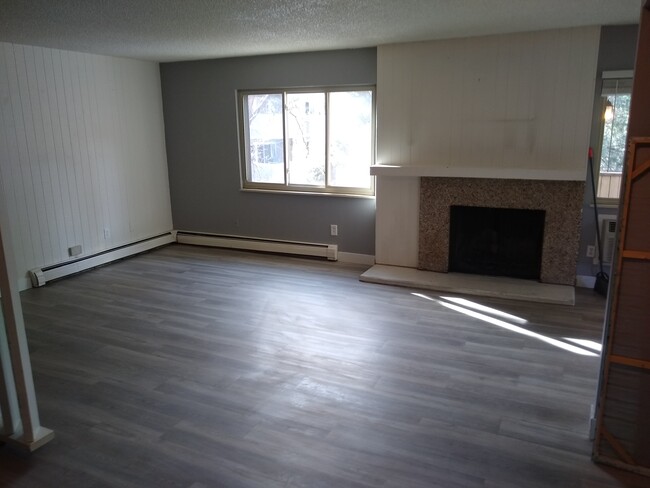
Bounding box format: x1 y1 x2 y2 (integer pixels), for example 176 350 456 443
0 43 172 289
377 27 600 175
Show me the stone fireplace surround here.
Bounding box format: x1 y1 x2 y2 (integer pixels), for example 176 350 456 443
366 167 584 303
418 178 584 286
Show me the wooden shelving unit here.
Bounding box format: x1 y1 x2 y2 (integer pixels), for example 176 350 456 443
593 137 650 474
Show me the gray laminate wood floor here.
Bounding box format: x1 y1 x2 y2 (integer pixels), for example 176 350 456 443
1 244 647 487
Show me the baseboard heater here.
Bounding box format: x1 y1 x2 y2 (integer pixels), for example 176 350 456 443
176 232 338 261
28 232 175 287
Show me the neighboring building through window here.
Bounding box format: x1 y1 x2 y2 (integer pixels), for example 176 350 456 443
238 87 375 196
597 75 632 201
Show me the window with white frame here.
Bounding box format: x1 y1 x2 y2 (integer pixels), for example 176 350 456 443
596 75 632 201
238 87 375 196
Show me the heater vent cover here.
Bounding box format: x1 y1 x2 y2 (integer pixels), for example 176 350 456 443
594 216 618 265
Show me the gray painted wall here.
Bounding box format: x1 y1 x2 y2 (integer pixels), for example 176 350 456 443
161 34 638 270
160 49 377 255
576 25 638 278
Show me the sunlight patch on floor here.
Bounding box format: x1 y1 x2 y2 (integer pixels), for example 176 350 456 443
412 292 599 357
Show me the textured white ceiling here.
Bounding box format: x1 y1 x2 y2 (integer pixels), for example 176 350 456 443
0 0 642 62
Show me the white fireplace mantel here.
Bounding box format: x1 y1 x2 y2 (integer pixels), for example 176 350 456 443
370 165 586 181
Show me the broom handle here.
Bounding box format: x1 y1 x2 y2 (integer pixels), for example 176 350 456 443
588 147 605 275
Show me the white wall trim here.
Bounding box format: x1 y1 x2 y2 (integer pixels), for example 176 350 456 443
370 165 586 181
338 252 375 266
0 183 54 451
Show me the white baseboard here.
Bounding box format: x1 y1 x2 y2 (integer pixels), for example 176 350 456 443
176 231 337 261
28 233 175 288
14 230 369 291
338 252 375 266
576 275 596 289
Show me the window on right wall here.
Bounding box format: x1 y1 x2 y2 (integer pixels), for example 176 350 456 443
596 75 633 201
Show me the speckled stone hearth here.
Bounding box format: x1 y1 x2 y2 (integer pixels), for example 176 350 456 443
419 178 584 285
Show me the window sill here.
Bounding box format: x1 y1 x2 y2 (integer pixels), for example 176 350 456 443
590 203 619 209
240 188 376 199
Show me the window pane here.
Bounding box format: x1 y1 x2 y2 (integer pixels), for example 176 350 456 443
239 87 375 195
247 94 284 184
328 91 372 188
598 93 630 200
286 93 325 186
600 93 630 174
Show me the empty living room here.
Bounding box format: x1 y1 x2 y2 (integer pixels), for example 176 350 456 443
1 1 649 487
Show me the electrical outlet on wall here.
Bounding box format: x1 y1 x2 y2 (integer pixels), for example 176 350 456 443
68 245 82 257
330 224 338 236
104 228 111 239
586 245 595 258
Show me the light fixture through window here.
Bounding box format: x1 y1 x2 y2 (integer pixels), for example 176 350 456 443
604 100 614 122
